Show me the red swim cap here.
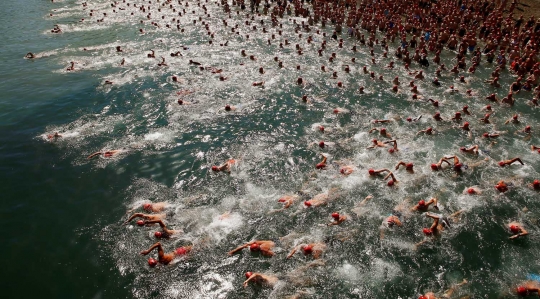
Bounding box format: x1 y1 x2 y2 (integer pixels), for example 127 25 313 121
482 133 489 138
407 117 412 122
454 163 463 171
510 225 520 234
426 127 433 133
368 169 375 175
137 220 145 226
498 161 505 167
319 126 325 132
337 81 343 87
486 105 491 110
303 245 313 254
316 163 325 169
463 122 469 127
154 231 163 238
304 201 312 207
178 99 183 105
513 114 518 120
319 141 325 148
388 148 395 153
245 272 253 279
225 105 231 111
406 163 414 170
148 258 158 267
423 228 433 235
418 296 427 299
533 179 540 188
387 180 395 186
455 112 461 117
249 243 260 251
380 128 387 134
418 200 426 207
211 165 219 171
517 286 528 296
434 112 440 117
467 188 475 194
333 108 339 114
372 139 378 144
431 164 439 171
525 126 531 132
332 212 340 220
143 203 152 211
175 247 187 255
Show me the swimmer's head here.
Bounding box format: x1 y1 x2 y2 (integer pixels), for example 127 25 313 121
368 169 375 175
454 163 463 171
333 108 339 114
498 161 506 167
517 286 528 296
423 228 433 235
380 128 387 134
405 163 413 170
513 114 518 120
302 245 313 255
430 164 439 171
319 141 325 148
388 148 395 153
175 247 187 255
249 243 260 251
525 125 531 133
331 212 340 220
137 220 145 226
143 203 152 211
463 122 469 128
533 179 540 189
304 201 312 207
337 81 343 87
319 126 325 132
372 139 378 144
316 163 325 169
455 112 461 117
418 200 426 207
407 117 412 122
509 224 520 234
225 105 231 111
154 231 163 238
387 180 395 186
482 133 489 138
467 188 476 194
178 99 183 105
245 272 253 279
211 165 220 172
148 258 158 267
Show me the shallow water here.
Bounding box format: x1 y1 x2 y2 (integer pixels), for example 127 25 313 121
1 0 540 298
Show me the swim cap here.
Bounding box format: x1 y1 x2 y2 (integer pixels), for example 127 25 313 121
175 247 187 255
137 220 145 226
525 125 531 132
426 127 433 133
225 105 231 111
249 243 260 251
372 139 378 144
178 99 183 105
211 165 219 171
517 286 528 296
455 112 461 117
418 296 427 299
412 94 418 99
337 81 343 87
148 258 158 267
431 164 438 171
245 272 253 279
332 212 340 220
423 228 433 235
406 163 414 170
418 200 426 207
319 126 325 132
303 245 313 254
513 114 518 120
467 188 475 194
482 133 489 138
387 180 395 186
333 108 339 114
486 105 491 110
434 112 440 117
316 163 325 169
319 141 325 148
463 122 469 128
388 148 395 153
460 146 466 151
510 225 520 234
304 201 312 207
498 161 505 167
533 179 540 188
368 169 375 175
143 203 152 211
407 117 412 122
154 231 163 238
380 128 387 134
454 163 463 171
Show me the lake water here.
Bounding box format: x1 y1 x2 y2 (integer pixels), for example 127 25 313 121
1 0 540 298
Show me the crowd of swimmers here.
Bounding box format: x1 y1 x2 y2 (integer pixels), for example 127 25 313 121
41 0 540 297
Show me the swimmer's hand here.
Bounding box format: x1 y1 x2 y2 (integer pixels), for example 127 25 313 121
140 249 151 255
433 205 439 210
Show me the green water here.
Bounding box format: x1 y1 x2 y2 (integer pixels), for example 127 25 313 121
1 0 540 298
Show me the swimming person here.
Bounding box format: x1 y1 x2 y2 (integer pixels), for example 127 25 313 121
140 242 192 266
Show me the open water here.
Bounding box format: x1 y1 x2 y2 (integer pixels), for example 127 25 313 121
1 0 540 298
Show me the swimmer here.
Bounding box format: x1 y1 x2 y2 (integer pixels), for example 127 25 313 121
66 61 75 71
252 81 264 86
485 94 499 102
287 242 326 259
498 158 524 167
417 127 434 135
495 180 509 193
411 198 439 211
276 195 300 209
228 240 275 257
87 149 123 159
515 281 540 297
460 145 479 155
531 146 540 153
373 119 391 124
188 60 201 65
211 159 237 173
243 272 278 288
147 50 155 58
145 220 181 238
430 157 452 171
419 279 468 299
504 114 520 124
367 139 388 149
25 52 35 59
304 188 339 207
416 211 464 246
395 161 414 173
479 113 491 124
482 132 499 138
530 180 540 190
464 186 482 195
140 242 192 266
508 222 528 239
384 140 399 152
327 212 346 226
458 121 470 131
47 132 62 140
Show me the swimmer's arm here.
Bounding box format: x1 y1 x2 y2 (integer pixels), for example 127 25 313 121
425 212 440 220
368 128 379 133
228 243 251 255
428 198 438 209
358 195 373 206
374 168 391 174
243 273 260 287
395 161 406 170
140 242 162 255
510 228 528 239
286 246 300 259
144 220 175 235
383 172 397 182
123 213 144 224
87 152 102 159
